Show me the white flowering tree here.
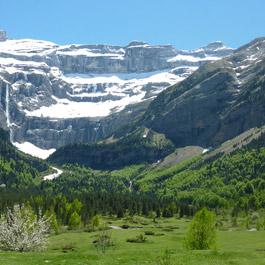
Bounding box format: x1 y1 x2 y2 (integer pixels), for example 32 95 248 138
0 205 51 252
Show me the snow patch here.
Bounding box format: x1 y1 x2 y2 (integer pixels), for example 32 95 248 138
43 167 63 181
202 148 209 154
167 55 220 63
57 49 124 60
13 141 56 159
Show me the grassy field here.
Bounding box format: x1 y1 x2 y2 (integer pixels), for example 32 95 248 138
0 217 265 265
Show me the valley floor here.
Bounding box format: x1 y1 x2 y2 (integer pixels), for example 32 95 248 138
1 217 265 265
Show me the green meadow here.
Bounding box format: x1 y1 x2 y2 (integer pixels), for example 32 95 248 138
1 217 264 265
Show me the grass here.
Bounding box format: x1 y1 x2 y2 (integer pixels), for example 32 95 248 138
0 217 265 265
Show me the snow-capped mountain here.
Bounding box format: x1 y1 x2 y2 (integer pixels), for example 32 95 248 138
0 38 233 157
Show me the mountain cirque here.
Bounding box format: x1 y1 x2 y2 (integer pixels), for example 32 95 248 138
0 38 233 155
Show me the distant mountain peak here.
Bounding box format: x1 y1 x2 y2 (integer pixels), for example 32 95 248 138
127 41 149 47
205 41 226 50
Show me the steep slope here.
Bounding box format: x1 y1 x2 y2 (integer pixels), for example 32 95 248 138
0 38 232 155
48 127 175 170
141 37 265 148
0 128 50 189
135 130 265 211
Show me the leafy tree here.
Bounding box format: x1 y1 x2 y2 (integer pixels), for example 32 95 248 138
185 208 216 250
68 211 81 230
45 210 59 235
91 215 100 230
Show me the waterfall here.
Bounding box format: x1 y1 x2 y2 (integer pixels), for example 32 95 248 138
5 83 13 142
5 83 10 127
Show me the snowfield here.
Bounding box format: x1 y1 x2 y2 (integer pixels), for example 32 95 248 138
0 39 58 56
13 141 56 159
24 70 185 118
24 92 146 118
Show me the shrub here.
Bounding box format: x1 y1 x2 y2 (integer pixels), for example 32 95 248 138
231 216 238 227
61 243 76 253
84 225 94 233
0 205 50 252
93 230 115 253
98 225 111 231
156 249 176 265
121 224 130 229
144 230 155 235
126 234 147 243
155 233 165 236
185 208 216 250
149 211 157 223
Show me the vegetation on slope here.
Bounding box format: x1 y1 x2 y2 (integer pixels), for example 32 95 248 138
0 128 50 189
2 128 265 226
136 132 265 213
48 127 175 170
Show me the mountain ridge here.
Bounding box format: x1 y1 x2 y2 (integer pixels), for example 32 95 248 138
48 37 265 168
140 37 265 147
0 38 233 156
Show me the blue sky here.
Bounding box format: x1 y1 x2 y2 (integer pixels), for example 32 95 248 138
0 0 264 49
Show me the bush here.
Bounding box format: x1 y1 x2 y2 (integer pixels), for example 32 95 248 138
155 233 165 236
84 225 94 233
144 230 155 235
98 225 111 231
185 208 216 250
126 234 147 243
93 230 115 253
156 249 176 265
121 224 130 229
0 205 50 252
61 243 76 253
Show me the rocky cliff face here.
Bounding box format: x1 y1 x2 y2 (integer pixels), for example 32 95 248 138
142 37 265 148
0 38 233 155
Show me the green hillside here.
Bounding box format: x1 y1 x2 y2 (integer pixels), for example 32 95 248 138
48 127 175 170
0 128 50 189
135 132 265 213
